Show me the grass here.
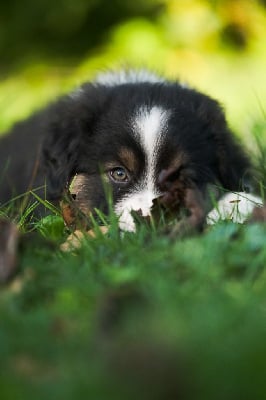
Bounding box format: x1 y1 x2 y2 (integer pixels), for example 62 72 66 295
0 118 266 400
1 213 266 399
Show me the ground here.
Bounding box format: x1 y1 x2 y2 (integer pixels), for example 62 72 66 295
0 202 266 399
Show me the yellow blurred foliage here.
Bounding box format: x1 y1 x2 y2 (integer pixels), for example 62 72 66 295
0 0 265 137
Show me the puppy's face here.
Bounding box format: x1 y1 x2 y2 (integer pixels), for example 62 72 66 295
44 73 249 231
69 105 183 231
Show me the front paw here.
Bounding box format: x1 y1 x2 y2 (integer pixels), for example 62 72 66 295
60 226 109 252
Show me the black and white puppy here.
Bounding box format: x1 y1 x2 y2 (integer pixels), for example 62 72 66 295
0 70 262 232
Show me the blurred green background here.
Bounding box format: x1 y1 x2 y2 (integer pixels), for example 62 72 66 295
0 0 266 136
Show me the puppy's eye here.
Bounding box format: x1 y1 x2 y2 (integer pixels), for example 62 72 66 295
109 167 129 183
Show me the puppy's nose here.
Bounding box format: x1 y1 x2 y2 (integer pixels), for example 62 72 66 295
152 197 167 210
137 209 152 222
132 209 151 224
135 209 143 217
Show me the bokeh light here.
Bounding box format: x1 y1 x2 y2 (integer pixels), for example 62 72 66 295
0 0 265 136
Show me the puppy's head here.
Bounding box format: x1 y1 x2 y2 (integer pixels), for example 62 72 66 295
42 71 250 232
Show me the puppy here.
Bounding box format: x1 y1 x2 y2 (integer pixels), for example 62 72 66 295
0 70 261 232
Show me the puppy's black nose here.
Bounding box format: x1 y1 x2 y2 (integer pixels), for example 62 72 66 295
135 209 143 217
152 197 167 210
136 209 151 222
131 209 151 225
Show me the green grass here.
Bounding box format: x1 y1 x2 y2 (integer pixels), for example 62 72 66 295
1 184 266 399
0 116 266 400
1 214 266 400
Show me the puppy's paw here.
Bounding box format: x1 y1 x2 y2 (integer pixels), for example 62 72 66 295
60 226 109 252
206 192 263 224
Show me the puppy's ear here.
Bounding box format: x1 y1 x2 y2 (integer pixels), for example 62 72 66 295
199 99 251 191
41 104 80 199
41 88 104 200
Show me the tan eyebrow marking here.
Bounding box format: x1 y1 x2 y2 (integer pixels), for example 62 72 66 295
118 147 138 172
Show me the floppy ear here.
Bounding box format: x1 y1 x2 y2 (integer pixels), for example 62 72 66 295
41 85 106 200
198 99 251 191
41 99 82 200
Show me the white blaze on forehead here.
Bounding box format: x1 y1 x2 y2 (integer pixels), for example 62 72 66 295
115 105 170 232
133 105 170 190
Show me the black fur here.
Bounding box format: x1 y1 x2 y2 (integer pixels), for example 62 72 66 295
0 76 251 216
